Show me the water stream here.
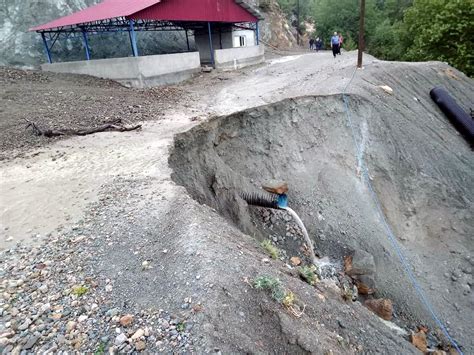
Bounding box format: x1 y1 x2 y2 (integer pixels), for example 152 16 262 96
281 206 337 279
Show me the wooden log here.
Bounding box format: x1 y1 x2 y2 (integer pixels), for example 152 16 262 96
24 119 141 137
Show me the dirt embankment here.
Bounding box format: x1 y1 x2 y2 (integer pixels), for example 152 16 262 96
169 61 474 351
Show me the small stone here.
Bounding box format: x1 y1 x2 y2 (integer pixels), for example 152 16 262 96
354 274 376 295
120 314 134 327
410 330 427 352
51 313 62 320
365 299 393 320
40 303 51 314
135 340 146 351
38 284 48 293
18 318 32 331
66 321 77 332
346 250 375 276
10 307 19 317
105 285 113 292
290 256 301 266
131 328 145 340
23 335 40 350
142 261 151 270
115 333 128 346
262 180 288 195
106 308 120 317
78 315 88 322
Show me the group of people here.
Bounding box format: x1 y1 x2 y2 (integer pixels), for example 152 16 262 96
309 32 344 58
309 37 323 52
331 32 344 58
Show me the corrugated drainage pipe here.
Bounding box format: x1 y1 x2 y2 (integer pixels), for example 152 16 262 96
430 86 474 145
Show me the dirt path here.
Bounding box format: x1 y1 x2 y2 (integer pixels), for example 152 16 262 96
1 50 360 248
0 115 192 247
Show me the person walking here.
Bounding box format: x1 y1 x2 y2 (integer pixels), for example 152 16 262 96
309 38 315 50
338 33 344 55
331 32 340 58
315 37 322 52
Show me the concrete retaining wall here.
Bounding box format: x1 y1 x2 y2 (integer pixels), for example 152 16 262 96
41 52 201 88
214 45 264 70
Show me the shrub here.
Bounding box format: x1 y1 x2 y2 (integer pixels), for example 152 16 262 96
298 265 319 285
253 275 286 303
71 285 88 297
261 239 280 259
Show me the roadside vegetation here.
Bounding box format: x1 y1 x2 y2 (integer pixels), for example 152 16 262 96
275 0 473 76
261 239 281 259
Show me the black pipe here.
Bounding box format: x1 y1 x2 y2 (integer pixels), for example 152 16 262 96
430 86 474 144
241 192 279 209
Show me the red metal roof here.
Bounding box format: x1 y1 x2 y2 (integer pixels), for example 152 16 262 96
131 0 258 23
31 0 260 32
30 0 162 31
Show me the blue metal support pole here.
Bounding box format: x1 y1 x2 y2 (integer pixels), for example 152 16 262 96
218 26 222 49
255 21 260 45
185 30 190 51
207 22 214 67
81 29 90 60
41 33 52 64
129 19 139 57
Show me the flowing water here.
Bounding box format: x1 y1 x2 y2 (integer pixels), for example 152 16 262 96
281 206 338 279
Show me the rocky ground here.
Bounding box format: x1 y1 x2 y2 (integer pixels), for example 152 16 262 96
1 51 473 353
0 66 190 161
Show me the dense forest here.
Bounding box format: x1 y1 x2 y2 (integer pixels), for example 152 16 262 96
274 0 473 76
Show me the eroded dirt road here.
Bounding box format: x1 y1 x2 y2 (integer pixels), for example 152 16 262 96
1 51 473 353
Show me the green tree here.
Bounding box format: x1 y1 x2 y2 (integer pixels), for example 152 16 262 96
370 19 406 59
402 0 474 76
313 0 379 49
374 0 413 21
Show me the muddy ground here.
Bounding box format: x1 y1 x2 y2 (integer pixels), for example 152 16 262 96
1 51 473 353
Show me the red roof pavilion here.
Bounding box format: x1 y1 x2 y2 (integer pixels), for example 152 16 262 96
31 0 262 32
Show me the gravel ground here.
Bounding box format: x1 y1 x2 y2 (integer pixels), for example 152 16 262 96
1 175 419 353
0 66 190 161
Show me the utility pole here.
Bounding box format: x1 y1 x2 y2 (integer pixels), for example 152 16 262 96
357 0 366 68
296 0 300 46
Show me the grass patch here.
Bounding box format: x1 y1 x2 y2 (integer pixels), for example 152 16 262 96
298 265 319 286
253 275 304 317
253 275 287 303
261 239 280 259
71 285 88 297
176 322 185 332
94 342 106 355
282 290 296 308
